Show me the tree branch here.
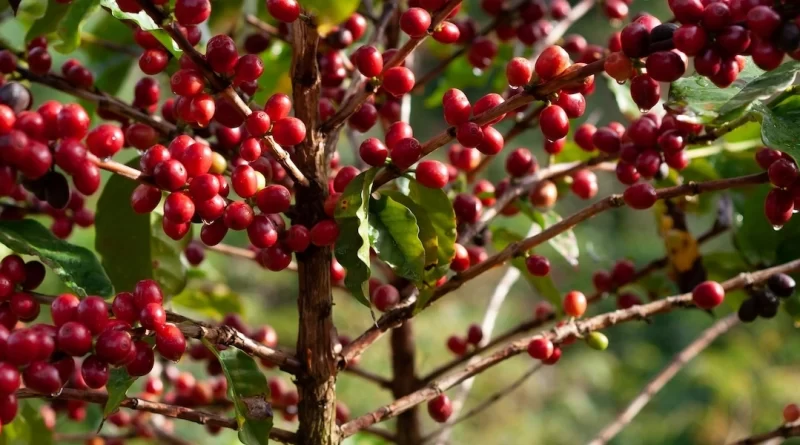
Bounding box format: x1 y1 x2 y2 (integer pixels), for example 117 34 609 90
587 314 740 445
728 421 800 444
339 259 800 437
14 65 176 137
244 14 289 42
340 172 767 367
428 253 528 445
424 217 730 383
16 388 297 443
421 364 542 443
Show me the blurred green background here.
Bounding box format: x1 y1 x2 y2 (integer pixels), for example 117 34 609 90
2 0 800 444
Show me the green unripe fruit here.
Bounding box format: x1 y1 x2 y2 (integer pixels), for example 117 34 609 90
586 332 609 351
210 152 227 174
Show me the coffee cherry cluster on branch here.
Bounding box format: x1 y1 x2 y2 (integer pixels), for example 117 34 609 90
737 273 796 322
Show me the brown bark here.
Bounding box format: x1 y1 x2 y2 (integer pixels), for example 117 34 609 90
289 19 339 445
391 321 422 444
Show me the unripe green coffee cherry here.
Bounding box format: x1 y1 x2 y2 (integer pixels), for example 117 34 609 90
586 332 608 350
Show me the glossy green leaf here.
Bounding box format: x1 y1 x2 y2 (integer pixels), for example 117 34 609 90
53 0 100 53
368 194 426 282
96 159 190 297
491 227 561 307
731 185 800 267
666 60 764 124
25 0 70 43
715 61 800 123
172 285 243 319
408 180 457 278
103 368 137 418
304 0 360 30
334 168 379 307
204 340 273 445
758 97 800 160
100 0 181 56
0 219 113 297
381 191 438 270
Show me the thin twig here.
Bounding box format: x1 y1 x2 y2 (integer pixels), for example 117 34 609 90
16 388 296 444
80 32 140 55
244 14 289 42
340 172 767 367
423 219 730 383
588 314 740 445
343 366 393 389
529 0 597 62
728 421 800 444
340 259 800 437
422 364 542 443
430 224 538 445
14 65 176 137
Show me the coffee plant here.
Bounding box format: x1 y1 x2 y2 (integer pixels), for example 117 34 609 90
0 0 798 443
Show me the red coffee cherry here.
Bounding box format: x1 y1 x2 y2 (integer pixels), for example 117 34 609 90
525 255 550 276
563 291 587 317
527 337 554 360
416 160 449 189
623 183 657 209
539 105 569 141
692 281 725 309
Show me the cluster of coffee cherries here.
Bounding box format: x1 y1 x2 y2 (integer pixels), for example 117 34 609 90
756 147 800 229
592 259 647 309
737 273 796 322
669 0 800 74
445 323 484 356
0 255 182 431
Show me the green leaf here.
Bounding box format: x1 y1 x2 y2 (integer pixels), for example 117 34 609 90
334 168 379 307
540 211 579 266
757 97 800 160
96 159 189 297
730 185 800 266
103 368 137 418
25 0 70 43
491 227 561 307
666 59 764 124
408 180 457 279
715 61 800 123
303 0 360 30
0 219 113 296
368 195 426 282
100 0 181 57
606 75 640 120
172 285 243 319
52 0 100 53
381 191 438 271
204 341 273 445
